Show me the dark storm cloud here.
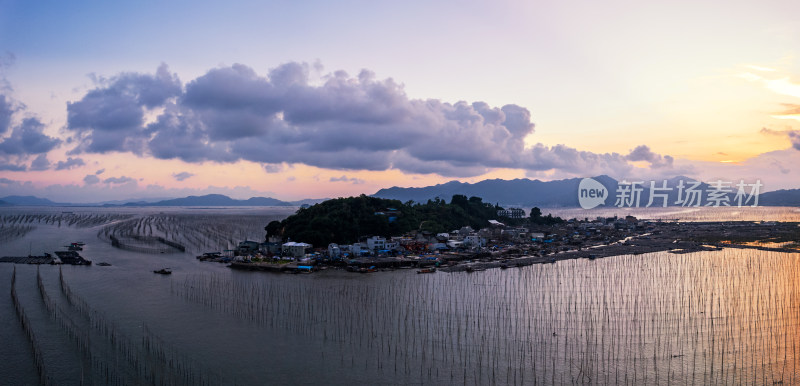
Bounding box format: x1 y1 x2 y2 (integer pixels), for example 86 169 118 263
64 62 679 177
67 63 181 153
0 117 60 155
55 157 85 170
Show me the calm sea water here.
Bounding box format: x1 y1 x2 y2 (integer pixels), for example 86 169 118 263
1 206 799 385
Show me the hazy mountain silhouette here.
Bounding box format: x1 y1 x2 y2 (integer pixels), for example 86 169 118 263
2 180 797 208
759 189 800 206
0 195 64 206
374 176 797 207
374 176 617 207
123 194 290 206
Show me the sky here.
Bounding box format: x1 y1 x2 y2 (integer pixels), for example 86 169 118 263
1 0 799 203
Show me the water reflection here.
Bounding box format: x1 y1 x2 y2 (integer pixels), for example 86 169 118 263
1 207 799 384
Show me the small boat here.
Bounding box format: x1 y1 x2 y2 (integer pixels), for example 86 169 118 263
97 262 112 266
154 268 172 275
417 267 436 274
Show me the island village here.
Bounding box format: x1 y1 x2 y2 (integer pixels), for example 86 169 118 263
198 206 800 274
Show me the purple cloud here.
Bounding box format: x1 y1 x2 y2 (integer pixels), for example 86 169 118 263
789 131 800 151
103 176 136 184
0 117 60 155
64 62 681 178
83 174 100 185
329 175 365 184
30 154 50 171
172 171 194 181
67 63 181 153
0 95 17 135
55 157 85 170
626 145 674 168
0 162 25 171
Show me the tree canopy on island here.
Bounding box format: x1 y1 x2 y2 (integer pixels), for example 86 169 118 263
265 194 516 247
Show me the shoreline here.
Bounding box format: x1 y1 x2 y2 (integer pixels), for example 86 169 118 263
226 220 800 274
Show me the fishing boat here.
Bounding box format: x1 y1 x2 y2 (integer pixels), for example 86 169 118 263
154 268 172 275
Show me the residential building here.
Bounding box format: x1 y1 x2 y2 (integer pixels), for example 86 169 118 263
282 242 312 258
497 208 526 219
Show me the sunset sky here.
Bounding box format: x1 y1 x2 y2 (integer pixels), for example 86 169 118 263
1 0 799 202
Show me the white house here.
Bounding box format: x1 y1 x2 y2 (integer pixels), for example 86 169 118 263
348 243 370 256
447 240 463 249
463 235 486 247
327 243 341 257
366 236 386 252
282 242 312 258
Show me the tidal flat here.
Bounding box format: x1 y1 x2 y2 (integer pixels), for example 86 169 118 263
1 206 800 385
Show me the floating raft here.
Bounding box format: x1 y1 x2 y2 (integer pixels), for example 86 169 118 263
54 251 92 265
0 254 55 264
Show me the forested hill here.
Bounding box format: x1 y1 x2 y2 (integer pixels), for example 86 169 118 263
265 194 505 247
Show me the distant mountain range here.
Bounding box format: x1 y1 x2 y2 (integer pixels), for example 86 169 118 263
0 194 325 207
373 176 800 208
121 194 298 207
0 195 66 206
1 177 798 208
